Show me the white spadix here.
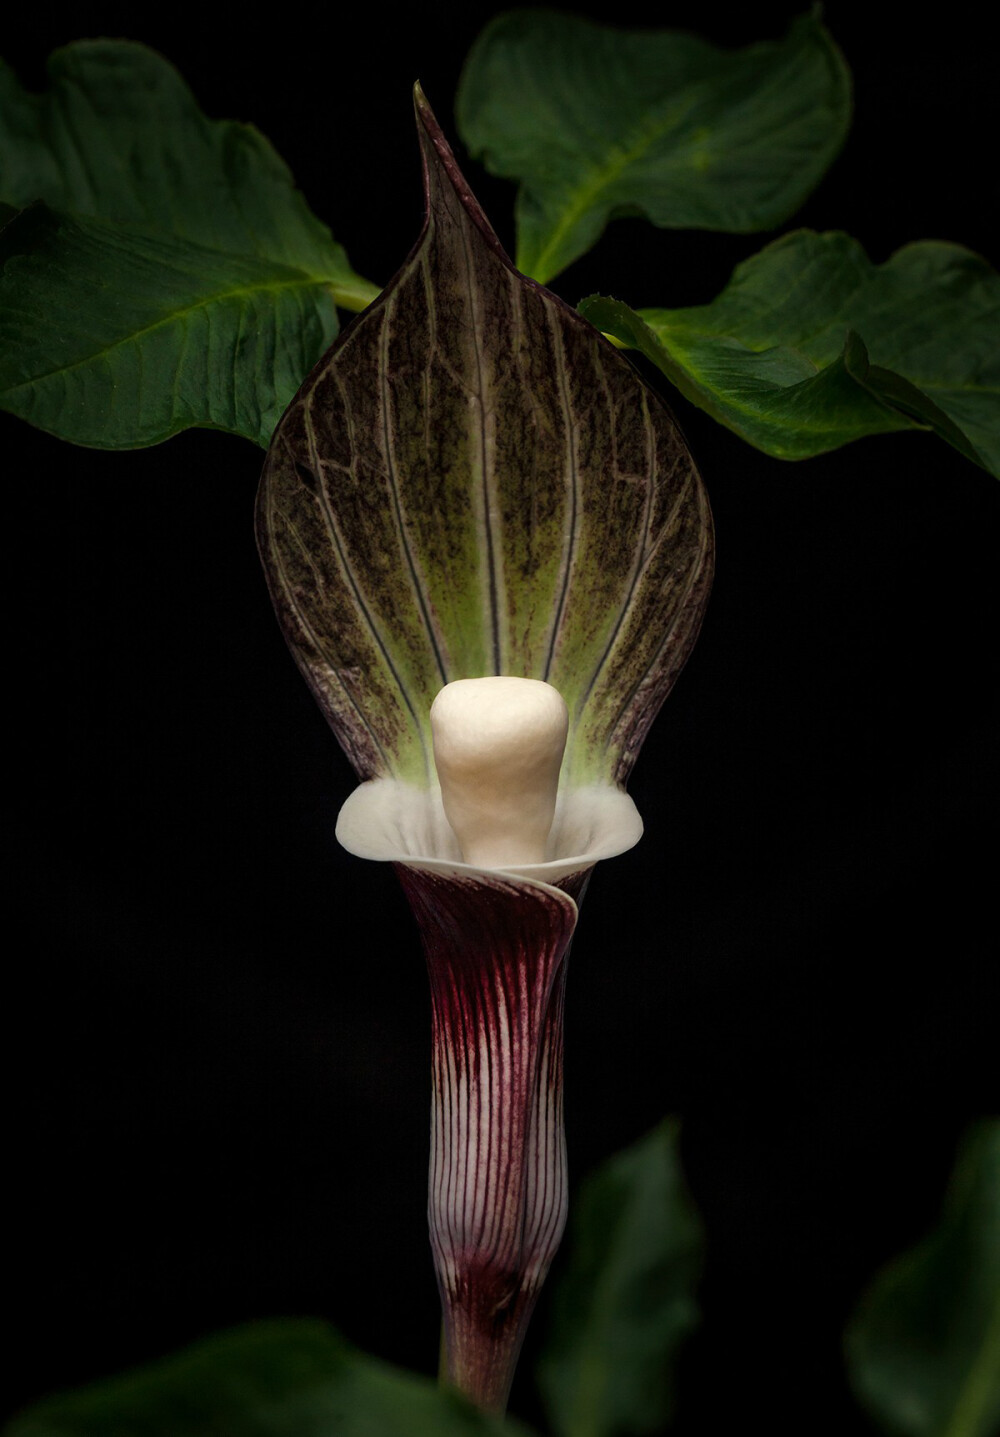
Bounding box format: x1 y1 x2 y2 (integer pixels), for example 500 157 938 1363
430 677 569 868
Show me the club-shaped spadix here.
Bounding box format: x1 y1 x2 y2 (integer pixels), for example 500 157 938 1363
430 677 568 867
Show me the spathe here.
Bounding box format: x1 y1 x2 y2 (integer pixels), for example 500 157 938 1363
256 86 713 790
256 85 712 1410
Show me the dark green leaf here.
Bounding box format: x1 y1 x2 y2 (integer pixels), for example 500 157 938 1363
257 90 712 786
536 1120 704 1437
581 231 999 476
2 1320 536 1437
0 42 379 448
0 203 340 448
845 1122 1000 1437
456 11 850 284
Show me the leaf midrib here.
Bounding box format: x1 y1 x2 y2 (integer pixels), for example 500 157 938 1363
632 319 858 434
690 367 891 434
1 267 331 394
523 24 839 282
911 379 1000 396
525 99 700 280
652 284 1000 401
658 338 893 436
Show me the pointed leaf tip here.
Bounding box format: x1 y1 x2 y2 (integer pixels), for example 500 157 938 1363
412 83 508 268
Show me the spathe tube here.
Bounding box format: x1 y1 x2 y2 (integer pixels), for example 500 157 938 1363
339 779 641 1409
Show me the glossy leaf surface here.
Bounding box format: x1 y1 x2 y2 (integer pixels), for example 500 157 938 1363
582 231 999 476
845 1122 1000 1437
0 42 378 448
456 11 850 284
1 1321 534 1437
257 90 712 787
536 1120 704 1437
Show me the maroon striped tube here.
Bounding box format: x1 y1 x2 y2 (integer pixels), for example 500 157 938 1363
396 862 591 1412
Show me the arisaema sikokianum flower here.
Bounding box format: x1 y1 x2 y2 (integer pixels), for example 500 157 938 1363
255 88 714 1414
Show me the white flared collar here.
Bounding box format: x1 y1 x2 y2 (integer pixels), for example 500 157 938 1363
336 778 643 883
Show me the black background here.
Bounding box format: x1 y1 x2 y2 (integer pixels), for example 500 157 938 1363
5 3 997 1434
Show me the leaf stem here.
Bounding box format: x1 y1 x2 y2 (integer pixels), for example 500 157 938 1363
329 276 383 311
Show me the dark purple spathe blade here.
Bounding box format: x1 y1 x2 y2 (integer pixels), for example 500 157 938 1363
256 87 713 788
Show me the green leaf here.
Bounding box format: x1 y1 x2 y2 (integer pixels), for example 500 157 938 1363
581 231 1000 477
536 1120 704 1437
257 89 712 787
2 1320 536 1437
456 10 851 284
845 1122 1000 1437
0 42 380 449
0 203 339 449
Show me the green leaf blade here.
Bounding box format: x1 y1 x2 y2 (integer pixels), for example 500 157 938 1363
838 242 1000 476
582 231 1000 475
845 1122 1000 1437
0 42 379 448
1 43 346 272
457 11 851 283
2 1320 535 1437
0 204 339 448
536 1120 704 1437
